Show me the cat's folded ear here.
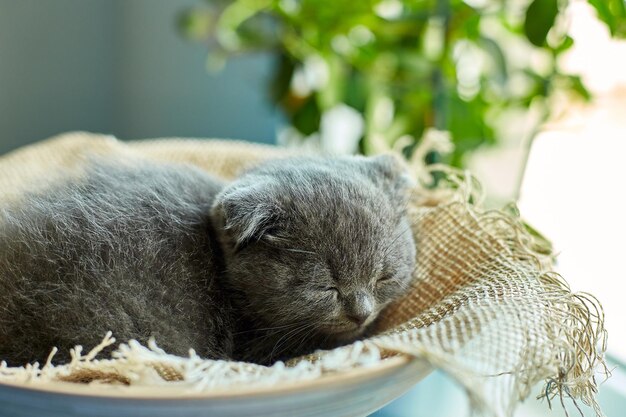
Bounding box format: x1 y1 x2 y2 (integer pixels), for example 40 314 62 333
211 181 280 251
363 154 414 200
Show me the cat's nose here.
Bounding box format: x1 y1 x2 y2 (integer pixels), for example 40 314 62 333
347 311 370 326
345 291 374 326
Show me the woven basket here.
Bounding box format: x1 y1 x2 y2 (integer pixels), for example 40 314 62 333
0 132 607 417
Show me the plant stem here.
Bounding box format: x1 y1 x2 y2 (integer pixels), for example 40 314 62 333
432 0 450 131
513 102 550 202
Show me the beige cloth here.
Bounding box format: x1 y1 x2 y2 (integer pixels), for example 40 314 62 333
0 132 607 416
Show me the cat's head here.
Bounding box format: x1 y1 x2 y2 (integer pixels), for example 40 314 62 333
212 155 416 347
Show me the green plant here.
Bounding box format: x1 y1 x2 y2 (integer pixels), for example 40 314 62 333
178 0 626 167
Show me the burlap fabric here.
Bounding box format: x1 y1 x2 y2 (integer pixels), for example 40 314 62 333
0 132 607 416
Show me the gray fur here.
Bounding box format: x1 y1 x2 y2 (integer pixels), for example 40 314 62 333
0 155 415 366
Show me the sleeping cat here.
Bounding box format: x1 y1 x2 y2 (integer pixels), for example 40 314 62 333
0 155 416 366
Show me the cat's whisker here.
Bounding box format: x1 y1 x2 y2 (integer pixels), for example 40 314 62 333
282 247 318 256
380 223 413 261
283 326 319 358
233 320 311 336
267 322 318 362
287 323 320 356
263 240 319 256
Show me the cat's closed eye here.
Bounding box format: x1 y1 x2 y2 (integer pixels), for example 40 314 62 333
317 286 339 297
376 274 395 284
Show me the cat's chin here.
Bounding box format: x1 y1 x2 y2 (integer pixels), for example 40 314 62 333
334 329 365 342
321 326 366 343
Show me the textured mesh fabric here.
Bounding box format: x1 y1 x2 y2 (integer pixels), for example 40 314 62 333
0 132 607 416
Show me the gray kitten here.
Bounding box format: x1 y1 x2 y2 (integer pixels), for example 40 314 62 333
0 155 415 366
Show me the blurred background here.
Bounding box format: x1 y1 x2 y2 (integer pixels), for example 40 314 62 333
0 0 281 152
1 0 625 415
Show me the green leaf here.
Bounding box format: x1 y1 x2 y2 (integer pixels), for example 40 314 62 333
343 71 367 112
269 55 295 104
522 220 554 256
177 8 215 41
524 0 559 47
464 14 481 40
588 0 626 37
291 97 321 136
566 75 592 101
588 0 615 33
216 0 273 50
553 35 574 54
445 90 495 167
479 37 508 87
